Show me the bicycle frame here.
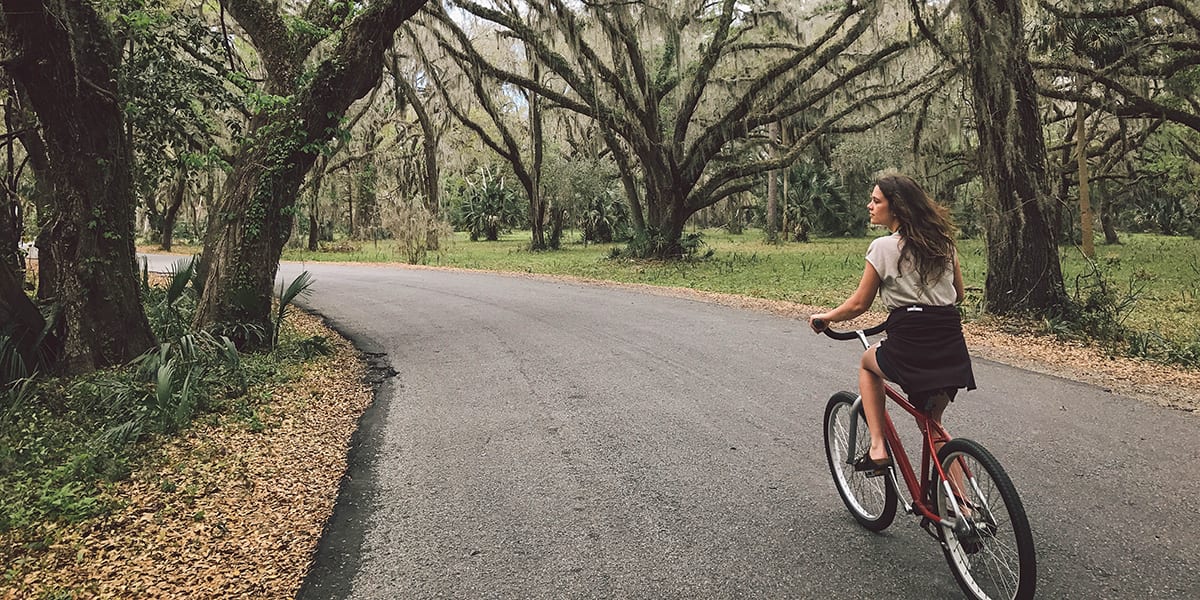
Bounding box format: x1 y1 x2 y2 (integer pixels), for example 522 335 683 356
842 331 969 528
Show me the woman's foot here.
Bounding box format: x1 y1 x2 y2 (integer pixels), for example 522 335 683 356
852 451 893 475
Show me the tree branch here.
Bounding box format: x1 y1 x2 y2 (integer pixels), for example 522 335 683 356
1033 59 1200 133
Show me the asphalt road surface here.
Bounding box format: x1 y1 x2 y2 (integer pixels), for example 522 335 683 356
147 256 1200 599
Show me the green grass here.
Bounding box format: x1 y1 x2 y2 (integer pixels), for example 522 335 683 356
1058 234 1200 335
280 229 1200 343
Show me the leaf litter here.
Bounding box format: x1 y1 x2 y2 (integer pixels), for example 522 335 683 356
2 312 372 599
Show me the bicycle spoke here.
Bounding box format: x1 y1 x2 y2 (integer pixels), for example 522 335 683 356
824 392 896 531
936 441 1035 600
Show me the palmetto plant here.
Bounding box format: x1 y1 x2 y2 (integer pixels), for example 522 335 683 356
0 335 26 388
787 162 858 237
145 255 199 341
0 375 35 426
579 192 629 244
273 271 314 350
90 330 240 447
456 167 524 241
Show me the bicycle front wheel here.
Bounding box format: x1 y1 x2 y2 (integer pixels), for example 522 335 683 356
823 391 896 531
935 438 1036 600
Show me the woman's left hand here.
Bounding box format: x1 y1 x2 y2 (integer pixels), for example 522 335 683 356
809 314 829 333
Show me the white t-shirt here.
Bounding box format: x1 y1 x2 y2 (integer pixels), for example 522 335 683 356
865 233 957 311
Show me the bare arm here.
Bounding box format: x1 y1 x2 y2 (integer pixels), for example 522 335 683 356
809 262 881 331
953 255 965 303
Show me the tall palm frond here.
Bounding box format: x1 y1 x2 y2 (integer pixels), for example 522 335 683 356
273 271 314 349
164 256 197 306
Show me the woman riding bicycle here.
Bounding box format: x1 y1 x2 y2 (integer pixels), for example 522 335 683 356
809 170 975 474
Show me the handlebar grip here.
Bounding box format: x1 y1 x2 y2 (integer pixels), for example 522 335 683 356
812 317 887 340
821 326 864 341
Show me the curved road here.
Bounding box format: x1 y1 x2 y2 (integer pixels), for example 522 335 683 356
152 257 1200 598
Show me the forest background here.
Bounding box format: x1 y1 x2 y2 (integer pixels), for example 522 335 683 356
1 0 1199 593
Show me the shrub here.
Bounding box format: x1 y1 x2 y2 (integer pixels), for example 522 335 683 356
618 229 711 260
381 202 453 264
453 167 525 241
578 191 629 244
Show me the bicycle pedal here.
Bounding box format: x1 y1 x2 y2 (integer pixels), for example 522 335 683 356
863 466 889 478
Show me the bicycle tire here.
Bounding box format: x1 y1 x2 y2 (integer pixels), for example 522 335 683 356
823 391 896 531
935 438 1036 600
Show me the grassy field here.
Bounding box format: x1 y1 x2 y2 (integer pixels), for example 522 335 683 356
279 229 1200 347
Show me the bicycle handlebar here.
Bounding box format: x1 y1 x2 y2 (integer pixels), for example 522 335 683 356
811 318 887 340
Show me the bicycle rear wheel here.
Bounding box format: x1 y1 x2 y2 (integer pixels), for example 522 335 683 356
935 438 1036 600
823 391 896 531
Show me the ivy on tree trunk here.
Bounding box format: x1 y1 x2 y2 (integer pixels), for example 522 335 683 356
1 0 155 374
193 0 429 347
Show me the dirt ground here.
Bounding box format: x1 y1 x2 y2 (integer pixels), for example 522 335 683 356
3 270 1195 599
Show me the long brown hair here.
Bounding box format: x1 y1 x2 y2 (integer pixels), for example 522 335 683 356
874 170 958 285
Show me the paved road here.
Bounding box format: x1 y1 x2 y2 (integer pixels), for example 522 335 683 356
148 256 1200 598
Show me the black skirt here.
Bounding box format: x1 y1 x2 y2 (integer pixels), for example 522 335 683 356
874 304 976 397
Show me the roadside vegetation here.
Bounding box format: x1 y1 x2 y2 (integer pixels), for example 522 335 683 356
1 260 331 590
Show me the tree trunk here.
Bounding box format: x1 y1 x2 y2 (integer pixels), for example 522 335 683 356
0 259 51 377
781 124 790 242
306 155 328 252
766 121 780 243
1054 132 1072 242
194 127 313 344
345 172 355 240
1 74 22 273
963 0 1066 316
2 0 154 374
528 65 547 251
1100 196 1119 244
5 73 52 299
1075 96 1095 258
159 171 187 252
194 0 429 346
0 171 19 274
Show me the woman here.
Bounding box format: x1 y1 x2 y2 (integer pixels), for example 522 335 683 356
809 171 975 473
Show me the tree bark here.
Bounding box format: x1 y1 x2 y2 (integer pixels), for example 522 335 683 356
159 171 187 252
193 0 429 346
963 0 1067 316
766 121 780 243
1075 95 1095 258
1 74 22 273
4 73 52 298
1 0 155 374
527 62 547 251
0 259 48 376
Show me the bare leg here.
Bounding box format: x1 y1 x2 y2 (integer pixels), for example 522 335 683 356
859 345 889 462
927 392 970 513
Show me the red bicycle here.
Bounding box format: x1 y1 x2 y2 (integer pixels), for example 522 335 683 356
816 320 1036 600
